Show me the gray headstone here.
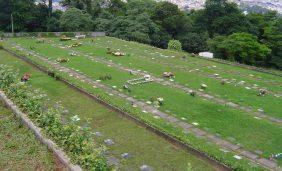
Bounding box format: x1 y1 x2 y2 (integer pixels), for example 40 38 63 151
255 150 263 155
94 131 102 137
104 139 115 145
106 156 119 166
121 153 131 159
140 165 152 171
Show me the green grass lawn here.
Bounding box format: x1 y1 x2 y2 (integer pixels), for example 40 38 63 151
65 37 282 118
0 103 55 170
8 37 282 160
0 50 214 170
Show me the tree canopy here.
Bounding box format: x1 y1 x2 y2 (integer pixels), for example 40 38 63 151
208 33 271 65
59 7 93 31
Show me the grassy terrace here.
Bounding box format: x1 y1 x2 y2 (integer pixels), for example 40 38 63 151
11 38 282 117
65 37 282 118
7 37 282 161
0 103 55 170
0 50 214 170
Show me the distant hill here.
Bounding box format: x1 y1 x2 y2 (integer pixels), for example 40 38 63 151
158 0 282 13
48 0 282 14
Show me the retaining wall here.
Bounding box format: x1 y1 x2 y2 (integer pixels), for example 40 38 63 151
0 91 82 171
1 32 105 38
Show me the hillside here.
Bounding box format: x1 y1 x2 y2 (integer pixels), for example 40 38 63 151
159 0 282 13
2 35 281 170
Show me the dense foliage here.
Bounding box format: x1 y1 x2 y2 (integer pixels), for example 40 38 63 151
0 0 281 69
0 64 107 170
208 33 271 65
168 40 182 51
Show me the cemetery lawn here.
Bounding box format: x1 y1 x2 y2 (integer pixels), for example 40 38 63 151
0 103 55 170
8 37 282 160
0 50 215 170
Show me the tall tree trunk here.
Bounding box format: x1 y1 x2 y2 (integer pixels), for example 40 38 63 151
48 0 52 17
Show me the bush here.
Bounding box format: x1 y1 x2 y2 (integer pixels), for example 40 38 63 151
0 43 3 49
0 65 107 170
167 40 182 51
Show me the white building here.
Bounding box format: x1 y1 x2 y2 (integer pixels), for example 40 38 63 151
199 52 214 58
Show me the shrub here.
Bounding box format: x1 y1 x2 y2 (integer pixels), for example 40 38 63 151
0 42 3 49
0 65 107 170
167 40 182 51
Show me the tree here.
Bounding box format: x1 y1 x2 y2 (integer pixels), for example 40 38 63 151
47 17 60 31
152 2 191 37
177 32 208 53
263 18 282 69
48 0 52 17
59 8 93 31
101 13 159 44
208 32 271 65
108 0 126 16
168 40 182 51
126 0 157 15
0 0 49 32
198 0 247 37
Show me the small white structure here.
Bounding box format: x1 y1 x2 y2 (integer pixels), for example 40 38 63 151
75 35 86 39
199 52 214 59
127 75 153 85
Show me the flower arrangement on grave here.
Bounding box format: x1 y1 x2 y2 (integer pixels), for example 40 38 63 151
189 90 196 97
258 89 267 96
56 57 69 63
70 52 77 56
21 73 31 82
157 97 164 106
162 72 175 78
106 47 126 56
99 74 112 81
123 84 131 92
71 42 82 47
201 84 208 90
60 35 71 41
123 84 129 89
149 97 164 107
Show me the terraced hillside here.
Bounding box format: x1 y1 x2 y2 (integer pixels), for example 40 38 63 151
2 36 282 170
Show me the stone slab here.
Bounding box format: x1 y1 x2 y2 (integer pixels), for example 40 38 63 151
206 134 223 144
191 128 207 136
221 140 240 151
178 122 193 130
166 116 179 123
257 158 277 169
240 151 258 160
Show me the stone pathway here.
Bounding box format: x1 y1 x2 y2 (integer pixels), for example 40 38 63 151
50 43 282 125
11 44 279 170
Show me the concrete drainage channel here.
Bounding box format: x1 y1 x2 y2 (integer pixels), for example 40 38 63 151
3 48 232 171
0 91 82 171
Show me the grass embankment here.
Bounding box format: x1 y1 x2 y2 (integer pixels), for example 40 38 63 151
0 104 56 170
9 38 282 160
0 50 214 170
